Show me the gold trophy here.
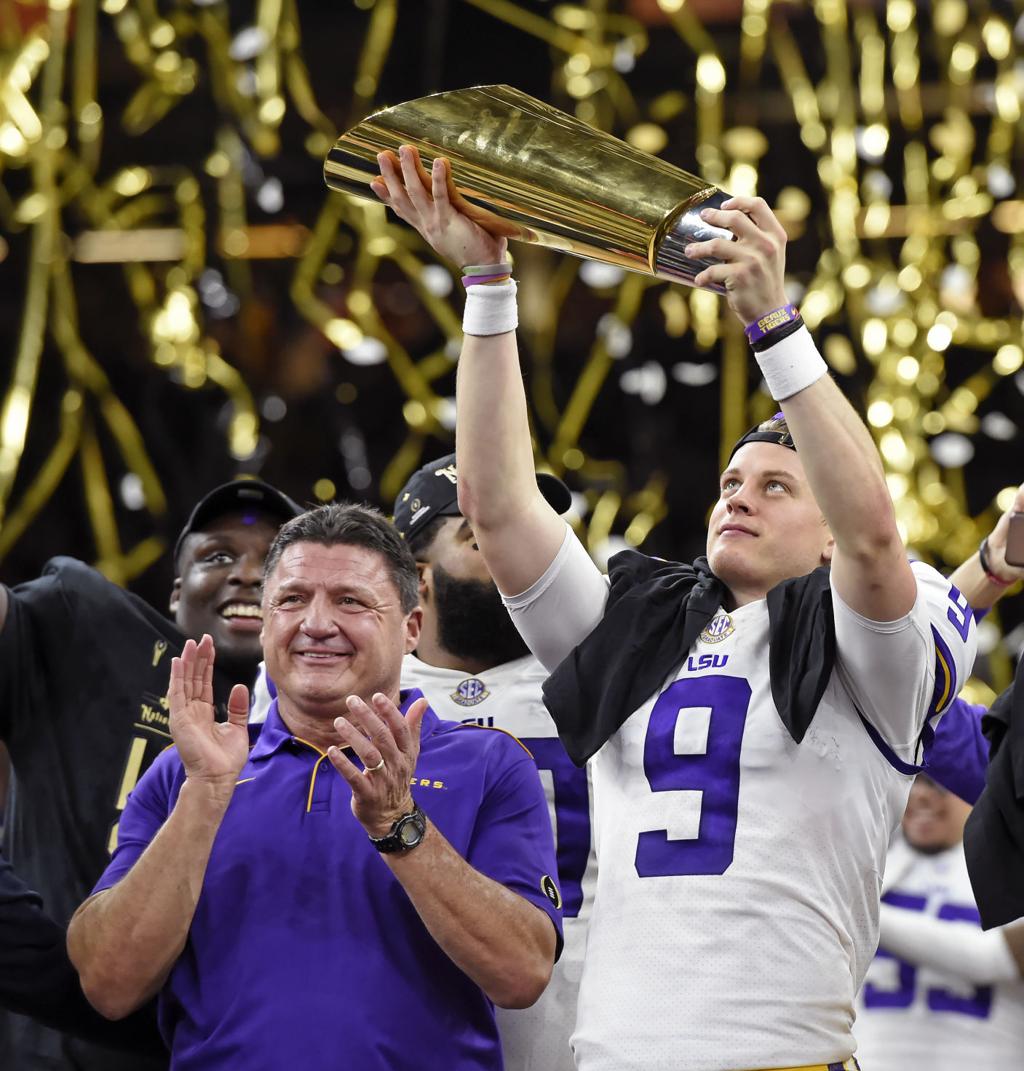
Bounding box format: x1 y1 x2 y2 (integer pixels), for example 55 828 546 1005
324 85 734 292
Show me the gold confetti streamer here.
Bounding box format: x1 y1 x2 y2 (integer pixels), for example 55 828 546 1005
0 1 1020 687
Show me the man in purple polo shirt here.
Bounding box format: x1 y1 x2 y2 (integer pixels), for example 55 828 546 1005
67 503 562 1071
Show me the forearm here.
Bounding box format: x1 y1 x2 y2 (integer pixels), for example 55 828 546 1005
950 538 1020 612
949 483 1024 610
949 553 1003 612
456 329 538 528
67 781 230 1019
455 319 566 595
878 903 1020 985
772 332 915 617
385 820 556 1008
777 343 892 557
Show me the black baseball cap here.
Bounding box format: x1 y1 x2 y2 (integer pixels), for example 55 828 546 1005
173 479 304 569
728 412 796 462
393 452 572 541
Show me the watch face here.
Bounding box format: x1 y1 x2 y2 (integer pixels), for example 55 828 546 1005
399 816 424 847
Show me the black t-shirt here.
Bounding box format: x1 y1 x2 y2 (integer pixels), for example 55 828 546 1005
0 558 238 1071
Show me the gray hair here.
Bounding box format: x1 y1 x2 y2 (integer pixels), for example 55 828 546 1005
263 502 419 613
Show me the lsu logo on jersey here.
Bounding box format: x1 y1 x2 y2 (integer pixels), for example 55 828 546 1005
699 613 735 644
687 653 729 673
451 677 490 707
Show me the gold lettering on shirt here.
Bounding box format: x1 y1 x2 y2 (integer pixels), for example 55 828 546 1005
408 776 446 789
152 640 168 667
139 702 170 730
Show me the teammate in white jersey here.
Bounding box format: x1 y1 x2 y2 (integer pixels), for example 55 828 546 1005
856 775 1024 1069
393 453 593 1071
370 145 977 1071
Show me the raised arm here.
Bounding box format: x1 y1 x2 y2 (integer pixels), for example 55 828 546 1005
67 636 249 1019
949 482 1024 612
371 147 567 596
691 198 916 623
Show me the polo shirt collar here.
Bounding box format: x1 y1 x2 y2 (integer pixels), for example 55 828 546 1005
250 689 437 762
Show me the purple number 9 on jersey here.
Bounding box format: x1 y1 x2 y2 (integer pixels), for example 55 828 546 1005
635 676 751 878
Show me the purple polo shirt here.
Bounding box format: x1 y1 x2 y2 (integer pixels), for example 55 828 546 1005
92 690 562 1071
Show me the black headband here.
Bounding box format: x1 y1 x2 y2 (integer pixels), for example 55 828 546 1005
728 413 796 461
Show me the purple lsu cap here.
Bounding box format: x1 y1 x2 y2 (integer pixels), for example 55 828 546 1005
173 479 303 568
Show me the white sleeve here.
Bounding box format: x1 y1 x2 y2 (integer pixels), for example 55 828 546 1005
502 524 610 673
878 903 1019 986
831 561 976 761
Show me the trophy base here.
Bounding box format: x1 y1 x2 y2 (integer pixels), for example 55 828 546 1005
654 188 736 294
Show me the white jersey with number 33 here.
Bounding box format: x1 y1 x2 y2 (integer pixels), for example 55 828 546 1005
503 528 976 1071
855 838 1024 1070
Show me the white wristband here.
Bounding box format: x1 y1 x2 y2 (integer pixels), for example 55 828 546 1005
463 279 518 337
754 324 828 401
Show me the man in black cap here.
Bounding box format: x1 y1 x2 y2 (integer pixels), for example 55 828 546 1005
394 453 572 678
0 478 300 1071
394 452 585 1071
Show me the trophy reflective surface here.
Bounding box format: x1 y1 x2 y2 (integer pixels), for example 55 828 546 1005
324 85 734 292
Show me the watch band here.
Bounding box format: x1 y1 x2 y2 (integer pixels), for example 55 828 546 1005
979 536 1014 587
369 804 427 854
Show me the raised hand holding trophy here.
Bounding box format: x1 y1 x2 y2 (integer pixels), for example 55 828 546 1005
324 85 735 293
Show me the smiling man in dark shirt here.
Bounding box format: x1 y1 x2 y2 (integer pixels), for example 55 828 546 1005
0 478 300 1071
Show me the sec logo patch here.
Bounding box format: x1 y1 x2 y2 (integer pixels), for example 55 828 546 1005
451 678 490 707
699 613 735 644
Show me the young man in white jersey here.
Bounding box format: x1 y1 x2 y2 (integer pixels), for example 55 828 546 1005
370 145 978 1071
855 775 1024 1069
393 453 593 1071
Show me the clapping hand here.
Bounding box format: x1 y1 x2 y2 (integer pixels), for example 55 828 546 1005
328 692 429 839
168 634 250 805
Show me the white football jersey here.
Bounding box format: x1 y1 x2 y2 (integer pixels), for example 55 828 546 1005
400 653 595 1071
855 837 1024 1070
504 529 977 1071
